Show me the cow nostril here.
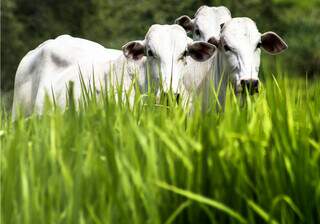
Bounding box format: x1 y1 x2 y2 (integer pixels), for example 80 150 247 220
208 37 219 47
253 80 259 89
254 81 259 94
246 80 251 88
175 93 180 104
240 80 246 88
240 79 259 94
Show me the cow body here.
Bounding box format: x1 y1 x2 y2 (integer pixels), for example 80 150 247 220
177 6 287 107
12 35 127 117
12 26 217 118
176 5 232 109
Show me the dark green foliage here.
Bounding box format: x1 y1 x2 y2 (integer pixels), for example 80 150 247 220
1 0 26 92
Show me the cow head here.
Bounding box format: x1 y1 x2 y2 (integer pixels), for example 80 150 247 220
175 5 231 47
122 24 216 94
220 18 288 94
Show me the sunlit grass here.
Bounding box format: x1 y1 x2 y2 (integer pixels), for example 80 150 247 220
1 76 320 224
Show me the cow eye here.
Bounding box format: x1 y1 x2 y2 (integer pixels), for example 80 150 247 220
195 29 201 36
147 49 154 57
224 44 231 52
257 42 262 49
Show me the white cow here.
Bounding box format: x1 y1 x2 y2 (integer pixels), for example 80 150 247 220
176 5 232 108
175 5 231 44
12 25 216 118
215 17 287 95
122 24 217 108
177 6 287 106
12 35 122 118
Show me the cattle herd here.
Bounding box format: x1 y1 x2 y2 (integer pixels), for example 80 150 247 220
12 5 288 119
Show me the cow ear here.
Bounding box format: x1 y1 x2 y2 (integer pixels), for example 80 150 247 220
261 32 288 55
122 41 145 60
187 42 217 62
175 15 194 33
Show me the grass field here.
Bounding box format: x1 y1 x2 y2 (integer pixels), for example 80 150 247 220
1 76 320 224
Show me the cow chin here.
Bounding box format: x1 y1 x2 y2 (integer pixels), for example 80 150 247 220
234 83 243 96
229 74 241 95
233 79 260 96
159 69 182 95
161 82 181 96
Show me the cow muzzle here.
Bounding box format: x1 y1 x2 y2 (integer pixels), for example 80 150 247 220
159 92 181 104
239 79 259 95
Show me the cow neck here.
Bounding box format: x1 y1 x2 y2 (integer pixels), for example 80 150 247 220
212 49 228 108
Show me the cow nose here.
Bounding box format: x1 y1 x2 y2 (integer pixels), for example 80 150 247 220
240 79 259 95
162 92 181 104
207 37 219 47
175 93 180 104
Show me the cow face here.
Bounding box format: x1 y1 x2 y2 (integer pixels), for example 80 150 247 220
122 24 216 94
176 6 231 46
220 18 288 94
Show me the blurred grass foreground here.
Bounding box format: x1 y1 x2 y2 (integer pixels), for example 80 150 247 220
1 76 320 224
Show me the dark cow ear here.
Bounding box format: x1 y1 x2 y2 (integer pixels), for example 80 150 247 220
208 37 219 47
187 41 217 62
122 41 145 60
261 32 288 55
175 15 194 33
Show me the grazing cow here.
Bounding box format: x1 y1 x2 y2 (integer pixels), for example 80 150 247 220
122 24 217 107
176 5 232 108
12 25 216 118
175 5 231 44
12 35 122 118
177 7 287 106
216 17 287 95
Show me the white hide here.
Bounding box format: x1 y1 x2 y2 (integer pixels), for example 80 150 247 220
176 5 232 109
12 26 216 118
219 18 288 92
193 6 232 42
178 8 287 106
176 5 231 43
12 35 138 117
123 24 216 95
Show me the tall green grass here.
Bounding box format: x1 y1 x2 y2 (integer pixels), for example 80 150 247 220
1 76 320 224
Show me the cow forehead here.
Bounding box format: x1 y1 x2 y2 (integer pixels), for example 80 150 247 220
145 25 188 55
195 6 231 26
222 18 261 47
